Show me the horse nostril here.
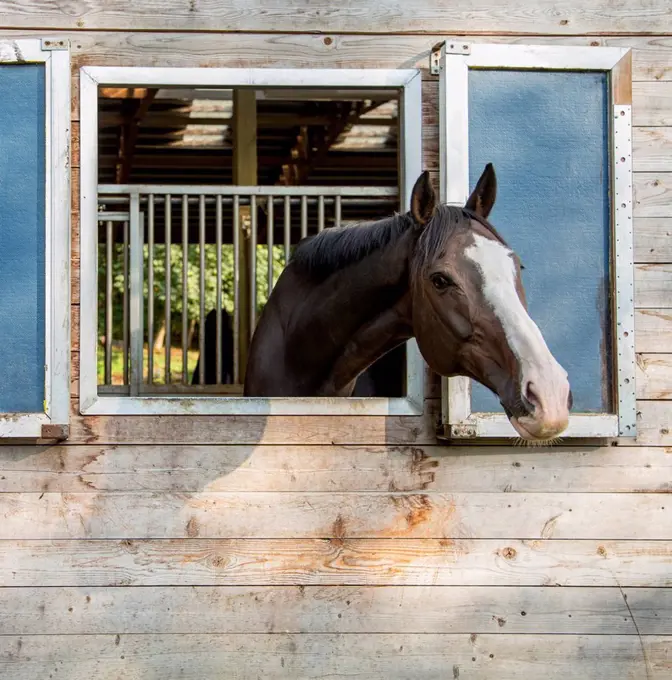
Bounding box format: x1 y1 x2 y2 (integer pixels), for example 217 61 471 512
522 382 540 414
567 390 574 411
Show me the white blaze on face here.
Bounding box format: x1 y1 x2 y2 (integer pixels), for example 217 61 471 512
464 233 570 438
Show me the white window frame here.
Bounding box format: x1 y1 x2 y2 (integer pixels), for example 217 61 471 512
79 66 424 416
0 39 70 439
438 42 636 439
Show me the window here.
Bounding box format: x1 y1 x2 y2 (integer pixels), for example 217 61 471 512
0 39 70 439
79 66 423 415
437 42 636 439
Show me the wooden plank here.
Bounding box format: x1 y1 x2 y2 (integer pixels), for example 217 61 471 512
1 444 670 494
0 634 668 680
635 219 672 262
635 264 672 307
0 491 669 539
635 174 672 218
1 538 670 587
634 128 672 173
633 400 672 445
637 354 672 399
633 82 672 125
0 585 658 634
636 309 672 351
2 2 672 34
0 32 667 81
66 398 669 445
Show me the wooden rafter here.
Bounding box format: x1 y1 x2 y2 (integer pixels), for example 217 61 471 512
115 88 158 183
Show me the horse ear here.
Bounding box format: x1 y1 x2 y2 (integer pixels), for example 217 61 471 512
410 171 437 226
465 163 497 218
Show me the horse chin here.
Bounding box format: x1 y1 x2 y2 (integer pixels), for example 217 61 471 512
508 415 565 444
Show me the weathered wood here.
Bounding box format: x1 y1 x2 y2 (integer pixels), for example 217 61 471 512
635 220 672 262
65 398 669 445
634 128 672 173
635 174 672 218
633 82 672 125
637 354 672 399
636 309 672 351
0 444 670 493
0 633 668 680
635 264 672 307
0 538 670 587
0 491 669 539
3 2 672 34
0 585 661 634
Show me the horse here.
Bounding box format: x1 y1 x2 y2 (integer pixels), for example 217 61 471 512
192 306 403 396
244 164 572 441
191 308 235 386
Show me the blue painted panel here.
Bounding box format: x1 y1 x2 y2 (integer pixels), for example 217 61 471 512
468 70 611 414
0 64 46 413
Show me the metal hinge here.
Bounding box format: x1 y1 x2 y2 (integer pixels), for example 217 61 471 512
41 38 69 51
430 41 470 75
41 424 70 440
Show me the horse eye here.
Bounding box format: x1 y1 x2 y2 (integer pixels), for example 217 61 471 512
430 273 455 291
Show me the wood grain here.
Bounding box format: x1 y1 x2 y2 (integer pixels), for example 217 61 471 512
0 633 667 680
64 398 669 445
637 354 672 399
0 444 670 493
635 220 672 262
634 82 672 125
0 538 670 587
1 2 672 35
0 585 661 634
635 263 672 307
635 174 672 218
0 491 668 539
636 309 672 351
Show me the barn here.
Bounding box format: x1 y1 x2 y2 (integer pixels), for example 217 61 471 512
0 1 671 677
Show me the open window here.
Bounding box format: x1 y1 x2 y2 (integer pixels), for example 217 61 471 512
79 66 423 415
436 42 636 439
0 39 70 439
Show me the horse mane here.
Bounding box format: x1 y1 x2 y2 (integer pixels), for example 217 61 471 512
290 205 508 279
290 212 414 278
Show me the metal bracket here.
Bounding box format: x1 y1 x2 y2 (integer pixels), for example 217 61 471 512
430 41 470 75
41 38 69 51
41 424 70 440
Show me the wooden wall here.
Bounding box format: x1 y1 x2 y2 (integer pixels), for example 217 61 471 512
1 3 671 677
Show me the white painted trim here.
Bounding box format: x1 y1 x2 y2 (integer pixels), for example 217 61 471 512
0 39 70 439
81 66 419 90
465 44 629 71
439 42 635 439
447 413 619 439
79 65 425 417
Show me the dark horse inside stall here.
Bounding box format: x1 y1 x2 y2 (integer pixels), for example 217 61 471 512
244 165 573 441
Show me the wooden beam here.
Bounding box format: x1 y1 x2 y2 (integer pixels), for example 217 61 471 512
232 89 257 383
115 88 158 183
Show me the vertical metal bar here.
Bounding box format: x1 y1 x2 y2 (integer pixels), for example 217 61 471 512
181 195 189 385
283 195 291 265
164 194 172 384
318 195 325 233
249 195 257 333
300 194 307 239
335 195 342 228
122 219 129 386
198 194 206 385
233 196 240 384
215 195 223 385
267 195 275 295
129 194 144 397
147 195 155 385
104 220 113 385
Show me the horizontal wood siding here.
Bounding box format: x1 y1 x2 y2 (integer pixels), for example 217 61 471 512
0 13 671 679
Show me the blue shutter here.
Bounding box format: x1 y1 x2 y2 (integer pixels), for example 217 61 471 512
0 64 46 413
468 69 612 414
